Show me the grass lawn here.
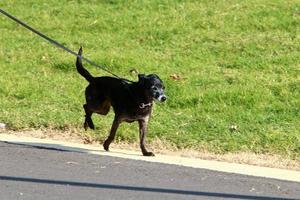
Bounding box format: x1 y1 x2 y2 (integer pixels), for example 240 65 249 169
0 0 299 159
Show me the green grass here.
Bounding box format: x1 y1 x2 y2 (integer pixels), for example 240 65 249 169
0 0 299 158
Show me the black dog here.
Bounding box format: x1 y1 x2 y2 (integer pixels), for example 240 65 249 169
76 47 166 156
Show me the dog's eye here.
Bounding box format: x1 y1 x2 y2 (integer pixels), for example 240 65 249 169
151 86 158 90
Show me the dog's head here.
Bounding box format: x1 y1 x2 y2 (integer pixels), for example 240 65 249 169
138 74 167 102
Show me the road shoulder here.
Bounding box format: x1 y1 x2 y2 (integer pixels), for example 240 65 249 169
0 133 299 183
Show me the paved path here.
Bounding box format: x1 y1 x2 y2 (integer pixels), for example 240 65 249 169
0 134 300 200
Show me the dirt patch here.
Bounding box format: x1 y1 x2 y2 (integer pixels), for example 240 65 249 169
1 128 300 171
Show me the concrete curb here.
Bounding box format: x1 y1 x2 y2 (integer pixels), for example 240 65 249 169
1 133 299 183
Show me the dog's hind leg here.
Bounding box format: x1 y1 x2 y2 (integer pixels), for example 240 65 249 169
83 104 95 130
103 116 121 151
96 99 110 115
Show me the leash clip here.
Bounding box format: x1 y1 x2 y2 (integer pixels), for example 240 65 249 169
139 103 152 109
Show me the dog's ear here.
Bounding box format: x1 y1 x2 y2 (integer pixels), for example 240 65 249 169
138 74 146 82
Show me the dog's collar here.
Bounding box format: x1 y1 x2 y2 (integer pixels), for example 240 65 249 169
139 102 152 109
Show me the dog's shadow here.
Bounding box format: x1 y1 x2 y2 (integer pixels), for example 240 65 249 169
108 149 144 157
1 141 143 157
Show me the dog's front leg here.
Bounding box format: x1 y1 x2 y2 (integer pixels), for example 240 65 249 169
103 117 120 151
138 117 154 156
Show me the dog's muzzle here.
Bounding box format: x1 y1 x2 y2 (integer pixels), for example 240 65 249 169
157 95 167 102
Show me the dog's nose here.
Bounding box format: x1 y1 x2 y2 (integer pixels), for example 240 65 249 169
161 96 167 102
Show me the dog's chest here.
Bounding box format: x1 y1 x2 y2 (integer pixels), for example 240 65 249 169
122 107 152 122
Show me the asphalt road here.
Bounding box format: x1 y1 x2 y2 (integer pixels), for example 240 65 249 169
0 141 299 200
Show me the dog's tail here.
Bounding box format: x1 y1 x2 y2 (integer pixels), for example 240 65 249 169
76 47 94 82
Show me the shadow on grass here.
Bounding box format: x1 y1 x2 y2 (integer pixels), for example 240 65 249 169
0 175 295 200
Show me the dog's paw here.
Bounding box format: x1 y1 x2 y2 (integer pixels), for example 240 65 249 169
89 124 95 130
84 120 95 130
87 118 95 130
84 122 88 131
143 152 155 157
103 141 110 151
